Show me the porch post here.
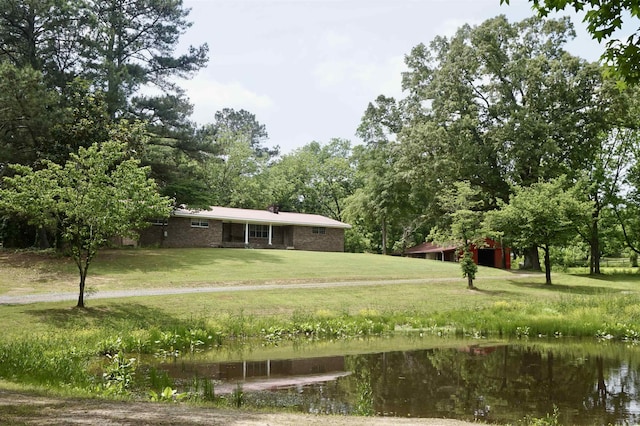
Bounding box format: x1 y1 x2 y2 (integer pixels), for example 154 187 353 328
245 222 249 245
268 224 272 245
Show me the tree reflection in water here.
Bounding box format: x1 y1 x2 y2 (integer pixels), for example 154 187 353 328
262 342 640 424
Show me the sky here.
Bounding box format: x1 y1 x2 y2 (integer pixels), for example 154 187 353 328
175 0 608 154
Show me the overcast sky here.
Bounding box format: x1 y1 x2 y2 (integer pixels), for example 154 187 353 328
176 0 606 154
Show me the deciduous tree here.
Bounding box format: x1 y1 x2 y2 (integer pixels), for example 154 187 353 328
0 131 172 307
265 139 355 221
501 0 640 84
430 181 485 289
485 177 593 285
399 16 608 269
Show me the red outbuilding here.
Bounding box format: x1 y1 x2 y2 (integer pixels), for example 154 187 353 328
404 238 510 270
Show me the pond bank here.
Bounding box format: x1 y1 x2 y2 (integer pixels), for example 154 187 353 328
0 390 474 425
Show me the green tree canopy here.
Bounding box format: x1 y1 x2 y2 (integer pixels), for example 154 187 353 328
395 15 612 269
265 139 355 221
501 0 640 84
0 131 172 307
429 181 485 289
485 177 593 284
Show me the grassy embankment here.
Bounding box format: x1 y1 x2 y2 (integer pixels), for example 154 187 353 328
1 248 640 400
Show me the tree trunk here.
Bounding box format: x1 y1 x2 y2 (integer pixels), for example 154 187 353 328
500 238 507 269
74 247 93 309
381 219 387 255
77 270 86 308
543 246 552 285
37 226 50 249
523 246 541 270
467 275 474 289
589 217 601 275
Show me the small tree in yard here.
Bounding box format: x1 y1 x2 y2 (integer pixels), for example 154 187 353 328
430 181 485 289
0 140 172 308
485 177 593 285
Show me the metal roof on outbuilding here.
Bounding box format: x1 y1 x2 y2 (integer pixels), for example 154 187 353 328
404 242 458 254
172 206 352 229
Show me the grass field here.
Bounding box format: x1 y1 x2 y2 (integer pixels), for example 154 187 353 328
2 247 640 402
1 247 639 339
0 247 502 295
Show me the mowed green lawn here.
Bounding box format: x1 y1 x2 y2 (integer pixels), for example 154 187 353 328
0 247 513 295
1 248 640 341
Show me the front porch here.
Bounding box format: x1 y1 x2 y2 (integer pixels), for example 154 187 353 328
222 222 294 248
220 242 292 249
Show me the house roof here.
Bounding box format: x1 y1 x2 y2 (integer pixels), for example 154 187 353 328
173 206 352 229
404 242 458 254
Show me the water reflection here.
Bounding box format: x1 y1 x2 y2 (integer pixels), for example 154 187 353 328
152 340 640 424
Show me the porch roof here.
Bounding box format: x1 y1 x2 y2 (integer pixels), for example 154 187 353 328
173 206 351 229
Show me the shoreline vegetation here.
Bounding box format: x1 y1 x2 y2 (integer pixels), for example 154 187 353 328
1 248 640 423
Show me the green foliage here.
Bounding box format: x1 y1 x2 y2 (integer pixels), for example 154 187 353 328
520 405 561 426
148 386 186 403
265 139 355 220
486 177 593 284
0 338 93 388
147 367 174 392
0 63 57 167
86 0 208 117
502 0 640 84
399 16 605 201
210 108 277 159
0 136 172 307
186 376 216 402
0 0 87 87
549 244 589 270
430 181 485 288
344 142 413 254
460 250 478 282
231 383 244 408
0 0 217 217
102 352 137 396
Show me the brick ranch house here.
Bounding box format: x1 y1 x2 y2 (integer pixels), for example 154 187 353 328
404 239 511 269
138 206 351 252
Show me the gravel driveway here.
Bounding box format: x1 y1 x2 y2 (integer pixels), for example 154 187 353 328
0 275 531 305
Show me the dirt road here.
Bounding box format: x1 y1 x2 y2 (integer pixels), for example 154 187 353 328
0 274 531 305
0 390 476 425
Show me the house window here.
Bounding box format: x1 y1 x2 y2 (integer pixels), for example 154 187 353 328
151 219 168 226
191 219 209 228
249 224 269 238
312 227 326 235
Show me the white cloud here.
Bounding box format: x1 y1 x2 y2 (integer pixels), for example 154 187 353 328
320 30 354 51
312 54 406 98
180 76 275 125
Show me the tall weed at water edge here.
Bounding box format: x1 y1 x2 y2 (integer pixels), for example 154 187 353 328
0 337 92 388
424 294 640 340
261 311 394 342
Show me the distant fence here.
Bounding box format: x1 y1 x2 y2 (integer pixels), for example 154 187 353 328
600 257 636 268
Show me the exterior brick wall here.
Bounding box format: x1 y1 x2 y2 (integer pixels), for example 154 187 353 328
138 217 222 247
292 226 344 252
139 218 345 252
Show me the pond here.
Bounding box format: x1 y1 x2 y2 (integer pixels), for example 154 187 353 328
146 335 640 424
